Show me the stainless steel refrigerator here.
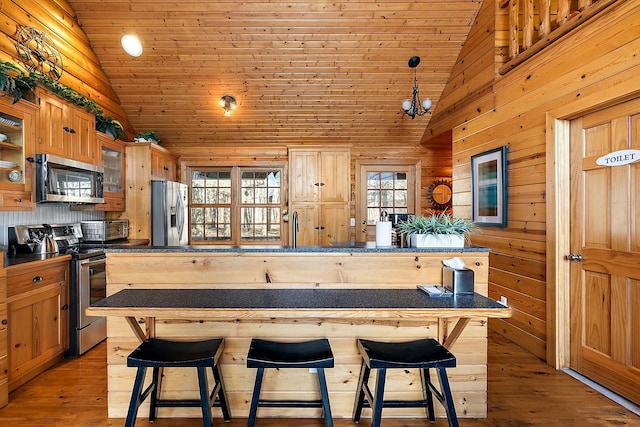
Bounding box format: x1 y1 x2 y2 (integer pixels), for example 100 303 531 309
151 180 189 246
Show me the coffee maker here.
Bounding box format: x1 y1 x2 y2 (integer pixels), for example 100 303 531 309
387 213 414 247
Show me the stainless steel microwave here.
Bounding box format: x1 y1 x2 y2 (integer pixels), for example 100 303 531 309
35 154 105 204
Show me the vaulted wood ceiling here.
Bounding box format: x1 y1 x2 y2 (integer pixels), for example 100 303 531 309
66 0 482 151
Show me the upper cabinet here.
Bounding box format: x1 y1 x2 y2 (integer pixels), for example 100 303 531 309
289 149 350 203
96 132 126 212
0 96 36 211
151 146 178 181
36 88 97 165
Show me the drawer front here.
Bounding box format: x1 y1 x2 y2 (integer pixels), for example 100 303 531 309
7 264 67 298
1 191 34 209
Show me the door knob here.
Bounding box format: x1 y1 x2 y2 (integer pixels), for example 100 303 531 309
567 253 583 261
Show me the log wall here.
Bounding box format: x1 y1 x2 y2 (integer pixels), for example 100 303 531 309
426 0 640 361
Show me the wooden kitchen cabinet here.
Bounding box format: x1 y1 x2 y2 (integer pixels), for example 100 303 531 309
6 258 69 392
151 145 177 181
0 96 36 211
0 255 7 408
36 88 98 165
288 148 350 246
96 131 126 211
289 149 350 203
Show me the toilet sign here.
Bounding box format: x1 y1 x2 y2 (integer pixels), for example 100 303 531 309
596 149 640 166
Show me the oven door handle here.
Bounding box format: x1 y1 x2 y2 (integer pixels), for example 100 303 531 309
80 258 106 268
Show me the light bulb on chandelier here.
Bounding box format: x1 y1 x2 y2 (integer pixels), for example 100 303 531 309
401 56 432 119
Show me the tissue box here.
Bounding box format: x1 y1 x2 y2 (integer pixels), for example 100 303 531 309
442 266 474 295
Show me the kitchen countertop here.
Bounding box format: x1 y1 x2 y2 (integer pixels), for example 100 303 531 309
103 244 490 253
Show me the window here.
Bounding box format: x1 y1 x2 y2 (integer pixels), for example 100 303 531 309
190 167 283 244
366 171 409 224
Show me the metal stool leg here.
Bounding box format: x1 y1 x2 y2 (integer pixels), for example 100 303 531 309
247 367 265 427
316 368 333 427
125 367 148 427
421 367 436 422
352 360 370 423
211 364 232 422
436 367 459 427
196 367 213 427
370 368 387 427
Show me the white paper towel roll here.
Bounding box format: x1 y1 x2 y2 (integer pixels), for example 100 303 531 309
375 221 392 247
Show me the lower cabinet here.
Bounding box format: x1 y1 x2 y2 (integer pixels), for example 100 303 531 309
6 258 69 391
290 203 350 246
0 258 7 408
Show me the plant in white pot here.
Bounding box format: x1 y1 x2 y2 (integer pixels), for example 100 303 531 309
134 130 162 145
397 212 476 248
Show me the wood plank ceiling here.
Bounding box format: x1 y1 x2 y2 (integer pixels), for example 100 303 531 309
66 0 482 151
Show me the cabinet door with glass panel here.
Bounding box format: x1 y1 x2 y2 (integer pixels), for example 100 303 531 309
190 167 285 245
0 97 36 211
96 132 125 211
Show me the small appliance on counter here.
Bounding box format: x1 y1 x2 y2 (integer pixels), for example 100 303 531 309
9 224 59 254
443 266 475 295
388 213 414 247
81 220 129 242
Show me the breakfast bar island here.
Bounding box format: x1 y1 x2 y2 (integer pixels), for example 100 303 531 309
89 245 510 421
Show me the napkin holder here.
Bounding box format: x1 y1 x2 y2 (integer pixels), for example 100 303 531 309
443 266 474 295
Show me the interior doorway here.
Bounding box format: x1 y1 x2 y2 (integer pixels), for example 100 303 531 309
567 97 640 404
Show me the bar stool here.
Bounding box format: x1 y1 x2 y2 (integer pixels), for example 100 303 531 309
125 337 231 427
246 338 334 427
352 338 458 427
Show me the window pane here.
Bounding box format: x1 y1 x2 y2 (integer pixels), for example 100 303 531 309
192 188 204 204
365 169 411 225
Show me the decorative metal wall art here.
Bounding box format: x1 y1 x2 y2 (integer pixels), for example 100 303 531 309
16 26 64 80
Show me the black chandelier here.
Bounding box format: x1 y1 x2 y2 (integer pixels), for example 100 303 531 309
401 56 432 119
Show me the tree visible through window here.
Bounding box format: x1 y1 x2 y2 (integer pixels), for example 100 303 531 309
190 167 283 244
366 172 408 224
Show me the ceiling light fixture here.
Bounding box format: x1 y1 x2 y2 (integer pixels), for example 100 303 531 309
121 35 143 57
219 95 238 117
401 56 432 119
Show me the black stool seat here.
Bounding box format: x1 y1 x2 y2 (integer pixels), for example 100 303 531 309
358 338 456 369
353 338 458 427
247 338 335 369
125 338 231 427
247 338 334 427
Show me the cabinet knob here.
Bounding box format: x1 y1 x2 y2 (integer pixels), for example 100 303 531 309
15 199 22 203
1 319 7 325
61 304 69 311
69 128 76 134
32 276 43 283
314 226 326 230
63 126 70 132
163 166 169 171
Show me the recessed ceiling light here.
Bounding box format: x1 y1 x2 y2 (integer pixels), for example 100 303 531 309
121 35 143 57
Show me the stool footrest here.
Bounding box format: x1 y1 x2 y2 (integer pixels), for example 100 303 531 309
257 399 325 408
154 399 227 408
361 399 430 408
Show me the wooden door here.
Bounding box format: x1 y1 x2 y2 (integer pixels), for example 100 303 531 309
37 91 66 157
569 98 640 404
289 150 319 202
320 204 350 246
319 150 350 202
356 164 419 242
68 105 96 165
289 204 318 246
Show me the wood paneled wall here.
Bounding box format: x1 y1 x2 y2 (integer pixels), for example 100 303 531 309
0 0 133 136
426 0 640 361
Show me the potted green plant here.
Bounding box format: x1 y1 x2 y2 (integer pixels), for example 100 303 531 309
135 130 162 145
397 212 476 248
96 114 126 140
0 61 36 103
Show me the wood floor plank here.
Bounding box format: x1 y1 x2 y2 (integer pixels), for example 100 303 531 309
0 332 637 426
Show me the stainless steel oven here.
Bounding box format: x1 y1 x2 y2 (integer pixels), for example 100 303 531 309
71 252 107 356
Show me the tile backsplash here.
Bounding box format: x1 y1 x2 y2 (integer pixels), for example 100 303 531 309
0 205 104 246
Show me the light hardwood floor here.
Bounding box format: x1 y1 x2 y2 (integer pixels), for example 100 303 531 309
0 332 638 427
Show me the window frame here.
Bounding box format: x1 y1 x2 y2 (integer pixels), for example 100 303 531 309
187 163 287 245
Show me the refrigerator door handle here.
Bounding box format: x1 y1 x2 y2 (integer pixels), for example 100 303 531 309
175 188 185 241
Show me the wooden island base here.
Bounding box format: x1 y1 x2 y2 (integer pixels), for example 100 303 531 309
100 248 504 420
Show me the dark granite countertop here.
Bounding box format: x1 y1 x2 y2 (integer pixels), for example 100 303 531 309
92 288 506 311
3 251 72 268
103 244 490 254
